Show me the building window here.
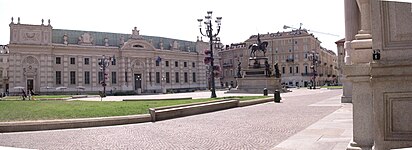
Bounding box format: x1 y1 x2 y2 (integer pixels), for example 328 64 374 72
289 67 293 74
156 72 160 83
184 62 187 67
166 72 170 83
282 67 285 74
55 71 61 84
70 71 76 84
296 66 299 73
175 72 179 83
184 72 188 83
192 72 196 82
84 71 90 84
156 60 160 66
56 57 61 64
111 58 116 66
111 72 117 84
192 62 196 68
98 72 103 83
125 72 128 83
70 57 75 64
175 61 178 67
305 65 308 74
148 72 152 83
166 61 169 67
84 58 90 65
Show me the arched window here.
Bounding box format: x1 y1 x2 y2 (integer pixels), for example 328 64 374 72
133 44 144 48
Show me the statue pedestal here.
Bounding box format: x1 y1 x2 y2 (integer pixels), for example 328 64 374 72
227 57 285 94
229 77 282 94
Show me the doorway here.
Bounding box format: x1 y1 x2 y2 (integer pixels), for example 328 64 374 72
27 79 34 92
134 74 142 90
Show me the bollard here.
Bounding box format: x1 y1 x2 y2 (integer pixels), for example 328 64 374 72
263 88 268 96
274 90 281 103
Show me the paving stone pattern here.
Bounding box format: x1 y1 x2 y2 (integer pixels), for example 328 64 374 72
0 89 342 149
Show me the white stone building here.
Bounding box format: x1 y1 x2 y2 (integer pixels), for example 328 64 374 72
220 30 339 88
3 19 213 95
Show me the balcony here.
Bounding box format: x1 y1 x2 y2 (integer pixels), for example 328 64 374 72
286 58 294 62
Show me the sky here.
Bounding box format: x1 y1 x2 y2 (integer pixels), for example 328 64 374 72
0 0 345 53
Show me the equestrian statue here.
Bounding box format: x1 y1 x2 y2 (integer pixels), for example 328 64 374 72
249 34 269 57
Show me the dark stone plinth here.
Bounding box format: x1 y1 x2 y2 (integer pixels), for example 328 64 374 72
249 57 268 69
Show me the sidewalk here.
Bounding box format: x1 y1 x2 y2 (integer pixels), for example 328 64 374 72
72 88 331 101
272 95 353 150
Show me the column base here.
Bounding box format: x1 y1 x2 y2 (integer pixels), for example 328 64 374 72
341 96 352 103
347 140 374 150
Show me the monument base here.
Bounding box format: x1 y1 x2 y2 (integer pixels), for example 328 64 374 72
227 77 286 94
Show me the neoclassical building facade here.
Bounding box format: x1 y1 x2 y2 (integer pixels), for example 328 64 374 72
219 30 338 88
4 18 214 94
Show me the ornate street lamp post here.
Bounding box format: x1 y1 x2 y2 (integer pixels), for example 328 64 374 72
0 45 9 54
308 51 319 89
98 55 115 97
198 11 222 98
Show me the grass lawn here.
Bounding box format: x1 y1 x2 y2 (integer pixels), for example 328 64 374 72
1 95 72 100
0 96 269 122
0 99 210 122
320 86 343 89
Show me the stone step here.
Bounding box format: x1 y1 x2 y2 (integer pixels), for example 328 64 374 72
149 99 239 121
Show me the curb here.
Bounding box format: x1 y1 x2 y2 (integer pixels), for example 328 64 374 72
0 114 151 133
149 99 239 121
0 97 275 133
238 97 274 107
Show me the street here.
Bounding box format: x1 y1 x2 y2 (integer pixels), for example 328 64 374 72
0 89 344 149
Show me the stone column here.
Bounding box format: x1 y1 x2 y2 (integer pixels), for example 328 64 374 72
351 0 372 63
356 0 372 37
345 0 374 149
342 0 358 103
349 75 374 150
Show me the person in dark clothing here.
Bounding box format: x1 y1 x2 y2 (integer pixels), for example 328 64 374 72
21 89 27 100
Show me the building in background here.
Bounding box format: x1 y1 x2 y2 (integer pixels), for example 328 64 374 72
335 38 345 85
220 30 338 88
4 18 211 94
219 43 246 88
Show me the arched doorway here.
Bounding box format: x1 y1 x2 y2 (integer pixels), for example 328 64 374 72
22 56 39 93
131 59 145 93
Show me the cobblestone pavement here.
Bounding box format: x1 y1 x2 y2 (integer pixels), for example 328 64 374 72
0 89 343 150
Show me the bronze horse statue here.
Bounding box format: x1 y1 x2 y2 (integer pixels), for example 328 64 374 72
249 34 269 57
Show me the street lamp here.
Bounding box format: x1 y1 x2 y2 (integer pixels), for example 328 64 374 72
98 55 115 97
308 51 319 89
198 11 222 98
0 45 9 54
